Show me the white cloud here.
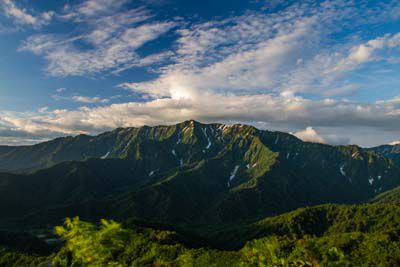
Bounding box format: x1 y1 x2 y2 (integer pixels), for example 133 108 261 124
295 127 326 144
339 33 400 68
62 0 129 21
6 0 400 147
51 94 109 104
389 140 400 145
2 93 400 146
72 96 109 104
123 13 321 98
38 107 48 113
19 6 175 76
1 0 53 27
122 2 400 99
56 87 66 93
278 32 400 97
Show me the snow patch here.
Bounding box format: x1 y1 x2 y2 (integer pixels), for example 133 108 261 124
123 139 133 153
148 171 155 177
368 177 374 185
227 165 240 187
176 133 182 144
340 164 352 183
171 149 176 156
377 175 382 180
201 127 212 150
100 151 110 159
286 152 290 159
340 164 346 176
274 135 279 144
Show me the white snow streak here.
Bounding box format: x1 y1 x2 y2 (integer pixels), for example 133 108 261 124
227 165 239 187
201 127 212 150
340 164 352 183
100 151 110 159
340 164 346 176
368 177 374 185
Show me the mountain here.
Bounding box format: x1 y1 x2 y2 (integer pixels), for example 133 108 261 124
1 120 399 231
208 203 400 249
0 120 400 266
371 186 400 204
368 144 400 167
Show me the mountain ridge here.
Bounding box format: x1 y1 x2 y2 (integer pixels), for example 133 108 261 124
0 120 399 231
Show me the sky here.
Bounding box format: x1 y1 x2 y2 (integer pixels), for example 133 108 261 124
0 0 399 147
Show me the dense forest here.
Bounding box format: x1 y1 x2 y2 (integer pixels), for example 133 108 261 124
1 201 399 266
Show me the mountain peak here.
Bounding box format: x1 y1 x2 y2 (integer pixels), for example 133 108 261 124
178 119 203 127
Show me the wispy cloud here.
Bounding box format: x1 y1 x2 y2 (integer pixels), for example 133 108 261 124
5 0 400 146
51 94 109 104
19 4 175 76
1 0 53 28
122 1 400 99
62 0 129 21
71 96 109 104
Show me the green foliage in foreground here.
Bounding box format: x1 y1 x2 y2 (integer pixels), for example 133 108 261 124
0 247 49 267
1 214 398 267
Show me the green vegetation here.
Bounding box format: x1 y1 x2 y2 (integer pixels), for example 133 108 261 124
1 202 399 266
0 121 399 266
2 121 400 230
0 248 49 267
371 186 400 204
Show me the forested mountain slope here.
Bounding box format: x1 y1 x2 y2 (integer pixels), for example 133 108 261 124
0 121 399 230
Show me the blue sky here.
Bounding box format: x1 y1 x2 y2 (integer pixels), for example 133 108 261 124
0 0 399 146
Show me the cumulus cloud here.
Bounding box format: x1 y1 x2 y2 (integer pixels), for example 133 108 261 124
295 127 326 144
2 93 400 146
1 0 53 28
294 127 351 145
337 33 400 69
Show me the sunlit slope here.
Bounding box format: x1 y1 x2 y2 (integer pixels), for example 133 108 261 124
0 121 399 229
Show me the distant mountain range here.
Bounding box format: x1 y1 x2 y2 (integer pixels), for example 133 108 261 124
0 120 399 231
367 143 400 166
